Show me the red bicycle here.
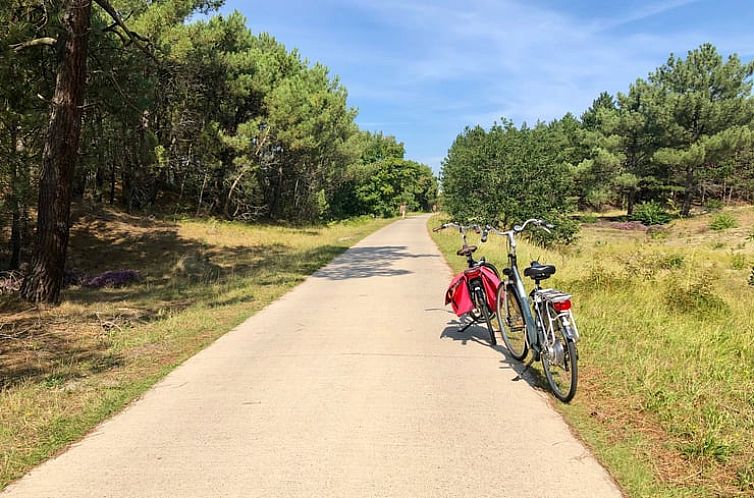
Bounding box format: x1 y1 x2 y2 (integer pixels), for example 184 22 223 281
434 222 501 345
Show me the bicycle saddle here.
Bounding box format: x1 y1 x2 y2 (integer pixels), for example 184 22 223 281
456 245 478 256
524 260 556 280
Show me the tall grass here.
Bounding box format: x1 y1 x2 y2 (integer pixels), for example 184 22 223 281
430 208 754 497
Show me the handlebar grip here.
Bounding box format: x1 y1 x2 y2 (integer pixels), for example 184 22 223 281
432 226 443 232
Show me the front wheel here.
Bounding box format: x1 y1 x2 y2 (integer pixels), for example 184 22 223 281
496 284 528 360
541 312 578 403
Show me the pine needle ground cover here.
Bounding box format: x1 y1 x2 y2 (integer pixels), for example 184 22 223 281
0 210 390 489
430 208 754 498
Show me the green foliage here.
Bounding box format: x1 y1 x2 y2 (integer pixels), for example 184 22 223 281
667 270 729 314
581 213 599 224
353 130 405 164
441 120 575 240
630 201 672 225
649 44 754 215
709 213 738 231
730 253 748 270
0 0 432 265
351 158 436 217
584 187 613 211
704 199 724 212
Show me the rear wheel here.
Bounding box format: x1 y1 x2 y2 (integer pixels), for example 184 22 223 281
474 287 496 345
496 284 528 360
541 311 578 402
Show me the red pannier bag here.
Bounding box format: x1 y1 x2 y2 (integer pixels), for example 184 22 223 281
444 266 501 317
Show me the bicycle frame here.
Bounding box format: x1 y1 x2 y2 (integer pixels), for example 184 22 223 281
482 219 580 401
501 231 540 350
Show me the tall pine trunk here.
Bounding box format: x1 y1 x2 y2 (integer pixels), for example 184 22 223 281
8 124 22 269
20 0 92 304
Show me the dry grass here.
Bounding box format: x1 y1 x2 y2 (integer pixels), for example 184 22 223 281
430 208 754 498
0 209 390 489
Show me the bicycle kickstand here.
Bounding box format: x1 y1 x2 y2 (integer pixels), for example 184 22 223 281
457 315 479 334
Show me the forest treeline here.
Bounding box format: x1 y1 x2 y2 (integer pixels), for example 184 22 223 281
0 1 436 302
442 43 754 237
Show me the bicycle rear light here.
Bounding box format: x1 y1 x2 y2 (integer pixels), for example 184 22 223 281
553 300 572 312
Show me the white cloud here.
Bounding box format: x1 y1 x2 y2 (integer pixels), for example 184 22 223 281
342 0 720 128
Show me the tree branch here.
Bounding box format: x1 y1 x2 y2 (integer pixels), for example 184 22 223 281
10 37 58 52
93 0 158 61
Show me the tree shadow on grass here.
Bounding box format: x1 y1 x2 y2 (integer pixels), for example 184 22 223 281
0 220 360 390
0 318 119 391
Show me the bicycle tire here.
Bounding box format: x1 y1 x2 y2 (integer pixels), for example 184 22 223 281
480 261 500 278
475 288 496 345
496 283 528 360
541 310 578 403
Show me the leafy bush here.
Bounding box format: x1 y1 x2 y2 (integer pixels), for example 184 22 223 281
630 201 672 225
580 213 598 224
709 213 738 231
704 199 724 212
527 215 580 246
585 187 612 211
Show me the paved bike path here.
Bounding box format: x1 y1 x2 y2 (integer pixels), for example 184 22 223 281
3 215 621 497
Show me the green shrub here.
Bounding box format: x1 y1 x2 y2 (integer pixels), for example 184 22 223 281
704 199 724 212
631 201 672 225
527 215 580 246
660 254 685 269
709 213 738 231
730 253 747 270
581 212 598 224
667 271 728 314
585 187 613 211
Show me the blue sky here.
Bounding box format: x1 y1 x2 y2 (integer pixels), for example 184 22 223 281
218 0 754 172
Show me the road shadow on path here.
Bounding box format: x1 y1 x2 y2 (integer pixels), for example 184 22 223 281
314 245 439 280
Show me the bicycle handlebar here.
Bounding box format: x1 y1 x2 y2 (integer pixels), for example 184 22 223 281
480 219 555 249
433 222 481 234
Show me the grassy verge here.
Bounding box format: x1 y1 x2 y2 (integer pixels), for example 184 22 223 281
429 209 754 498
0 209 391 489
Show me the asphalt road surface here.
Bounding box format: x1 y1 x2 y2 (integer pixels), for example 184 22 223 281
3 214 622 497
